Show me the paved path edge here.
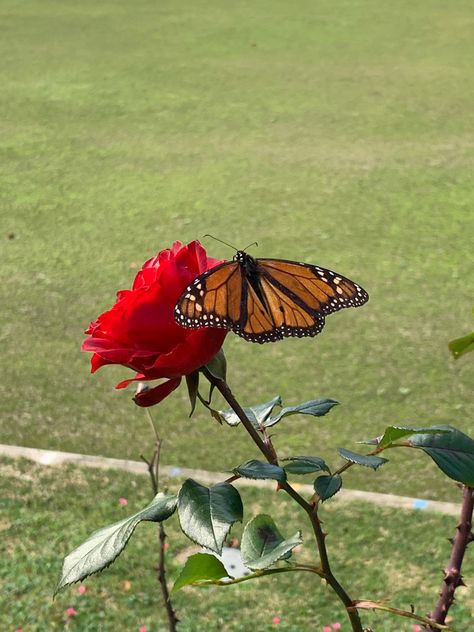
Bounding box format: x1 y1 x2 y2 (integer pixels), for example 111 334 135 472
0 443 460 516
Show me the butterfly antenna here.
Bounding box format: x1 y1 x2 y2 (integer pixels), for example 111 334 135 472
203 234 238 251
242 241 258 252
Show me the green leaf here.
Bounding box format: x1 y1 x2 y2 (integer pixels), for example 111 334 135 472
337 448 388 470
204 395 336 429
314 474 342 501
407 426 474 486
204 349 227 402
250 396 282 423
363 425 451 449
233 460 287 483
204 348 227 381
177 480 243 554
282 456 329 475
215 396 281 428
241 514 302 571
55 493 177 594
265 399 339 428
172 553 230 592
449 331 474 360
209 405 258 427
185 371 200 416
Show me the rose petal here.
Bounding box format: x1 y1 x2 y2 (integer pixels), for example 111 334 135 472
133 378 181 407
144 328 226 378
82 241 225 406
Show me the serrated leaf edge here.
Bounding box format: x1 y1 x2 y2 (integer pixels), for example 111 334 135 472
233 460 286 483
55 493 177 594
177 481 242 555
337 448 388 470
314 474 342 502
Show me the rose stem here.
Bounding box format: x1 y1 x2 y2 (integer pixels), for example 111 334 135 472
141 410 179 632
202 368 364 632
427 485 474 631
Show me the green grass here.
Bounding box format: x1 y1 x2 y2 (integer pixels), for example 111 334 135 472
1 456 472 631
1 0 473 501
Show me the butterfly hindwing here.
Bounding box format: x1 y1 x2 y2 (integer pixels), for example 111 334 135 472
238 280 285 343
240 270 325 343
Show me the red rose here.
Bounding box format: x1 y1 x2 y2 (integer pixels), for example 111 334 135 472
82 240 227 406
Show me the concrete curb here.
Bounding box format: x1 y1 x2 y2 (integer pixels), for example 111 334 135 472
0 443 460 516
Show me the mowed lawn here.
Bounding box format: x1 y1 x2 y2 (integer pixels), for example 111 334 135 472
1 457 472 631
1 0 473 501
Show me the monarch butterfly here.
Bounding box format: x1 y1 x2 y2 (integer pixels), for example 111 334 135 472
174 248 368 344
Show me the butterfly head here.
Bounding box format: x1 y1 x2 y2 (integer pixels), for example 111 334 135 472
233 250 258 275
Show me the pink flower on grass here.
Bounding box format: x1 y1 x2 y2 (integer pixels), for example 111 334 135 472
119 497 128 506
323 627 332 632
15 629 24 632
412 626 422 632
332 625 342 630
66 607 78 617
272 616 280 625
139 627 148 632
77 585 87 595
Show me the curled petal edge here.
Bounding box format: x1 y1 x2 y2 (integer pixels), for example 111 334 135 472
133 378 182 407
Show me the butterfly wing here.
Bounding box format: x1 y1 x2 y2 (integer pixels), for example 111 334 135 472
258 258 369 316
175 261 293 343
175 256 368 344
233 258 368 343
175 261 243 331
231 268 321 342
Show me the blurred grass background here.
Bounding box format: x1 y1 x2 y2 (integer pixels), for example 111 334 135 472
1 0 473 503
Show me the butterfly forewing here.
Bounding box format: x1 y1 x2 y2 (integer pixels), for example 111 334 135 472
259 259 368 315
174 253 368 344
175 262 240 330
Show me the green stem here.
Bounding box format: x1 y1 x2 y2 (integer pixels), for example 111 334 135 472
351 601 454 631
211 564 324 586
202 369 364 632
202 367 273 461
427 485 474 631
306 508 365 631
142 411 179 632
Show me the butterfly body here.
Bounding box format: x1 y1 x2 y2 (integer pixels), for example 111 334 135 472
233 250 268 309
175 251 368 344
